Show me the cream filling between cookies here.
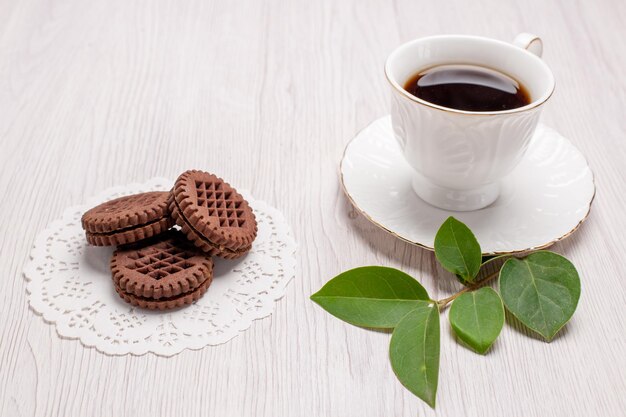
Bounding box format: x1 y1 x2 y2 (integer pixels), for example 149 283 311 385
87 217 168 236
117 277 210 302
172 199 250 255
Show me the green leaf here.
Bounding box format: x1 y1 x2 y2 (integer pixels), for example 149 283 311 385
449 287 504 354
389 303 440 408
310 266 430 328
499 251 581 341
434 217 482 282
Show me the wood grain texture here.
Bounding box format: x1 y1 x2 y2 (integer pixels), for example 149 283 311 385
1 0 625 416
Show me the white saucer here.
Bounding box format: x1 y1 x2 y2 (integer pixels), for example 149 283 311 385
340 116 595 255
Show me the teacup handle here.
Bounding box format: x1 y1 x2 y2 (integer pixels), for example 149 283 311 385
513 33 543 57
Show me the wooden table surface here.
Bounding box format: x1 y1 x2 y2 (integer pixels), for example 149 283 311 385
1 0 625 416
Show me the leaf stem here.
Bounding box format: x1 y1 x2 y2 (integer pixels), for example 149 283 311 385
436 270 499 310
480 254 511 268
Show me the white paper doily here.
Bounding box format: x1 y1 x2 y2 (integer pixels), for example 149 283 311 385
24 177 296 356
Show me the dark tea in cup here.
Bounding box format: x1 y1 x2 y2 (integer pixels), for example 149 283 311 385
403 64 530 112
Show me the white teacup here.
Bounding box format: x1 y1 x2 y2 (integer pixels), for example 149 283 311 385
385 34 555 211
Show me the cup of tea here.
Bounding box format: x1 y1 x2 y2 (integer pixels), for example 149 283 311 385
385 33 555 211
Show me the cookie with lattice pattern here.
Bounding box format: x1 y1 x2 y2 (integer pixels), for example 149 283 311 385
82 191 172 246
111 231 213 300
169 170 257 259
111 231 213 309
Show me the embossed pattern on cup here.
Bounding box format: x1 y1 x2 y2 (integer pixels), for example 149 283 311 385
391 91 541 190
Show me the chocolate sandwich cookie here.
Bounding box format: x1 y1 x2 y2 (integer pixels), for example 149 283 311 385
111 231 213 310
169 170 257 259
82 191 172 246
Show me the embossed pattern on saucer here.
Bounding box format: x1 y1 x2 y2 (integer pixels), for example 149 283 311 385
340 116 595 255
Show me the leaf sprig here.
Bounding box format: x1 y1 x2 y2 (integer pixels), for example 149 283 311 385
310 216 581 408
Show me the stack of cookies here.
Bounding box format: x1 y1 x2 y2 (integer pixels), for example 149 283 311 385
81 170 257 310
